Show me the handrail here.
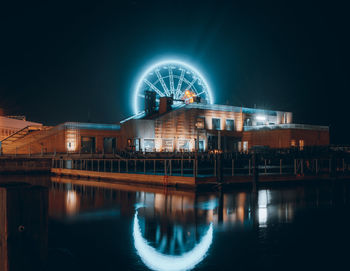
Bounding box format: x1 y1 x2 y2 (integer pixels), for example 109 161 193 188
0 125 32 143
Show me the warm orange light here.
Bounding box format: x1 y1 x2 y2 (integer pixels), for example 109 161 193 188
182 90 196 104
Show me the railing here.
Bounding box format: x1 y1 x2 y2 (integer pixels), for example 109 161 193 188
52 156 350 178
53 158 197 177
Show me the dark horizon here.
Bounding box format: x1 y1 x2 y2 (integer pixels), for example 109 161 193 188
1 0 349 144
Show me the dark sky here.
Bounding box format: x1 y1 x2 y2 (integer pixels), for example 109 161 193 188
0 0 349 143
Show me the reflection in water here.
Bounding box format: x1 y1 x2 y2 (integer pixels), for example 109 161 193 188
133 191 215 270
48 177 311 271
66 190 78 215
258 190 269 227
2 175 348 271
0 182 48 271
133 209 213 271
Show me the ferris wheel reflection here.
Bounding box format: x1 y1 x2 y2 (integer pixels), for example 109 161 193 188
133 209 213 271
132 191 215 271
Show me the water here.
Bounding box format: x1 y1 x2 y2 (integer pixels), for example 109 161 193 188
1 175 350 271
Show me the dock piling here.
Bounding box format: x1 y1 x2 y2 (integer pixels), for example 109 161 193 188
232 159 234 176
280 159 282 174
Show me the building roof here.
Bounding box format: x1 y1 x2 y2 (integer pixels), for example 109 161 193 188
62 122 120 130
244 123 329 131
184 103 287 116
121 102 290 123
0 115 42 129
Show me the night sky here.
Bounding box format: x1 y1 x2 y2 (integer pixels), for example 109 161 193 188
0 0 349 143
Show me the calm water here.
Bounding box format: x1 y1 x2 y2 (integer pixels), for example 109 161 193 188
1 175 350 271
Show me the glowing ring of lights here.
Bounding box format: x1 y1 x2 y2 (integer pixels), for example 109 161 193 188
133 59 214 114
133 210 213 271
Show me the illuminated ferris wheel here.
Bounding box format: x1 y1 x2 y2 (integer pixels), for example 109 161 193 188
133 59 214 114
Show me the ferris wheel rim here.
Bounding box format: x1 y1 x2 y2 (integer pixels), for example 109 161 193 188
133 59 214 115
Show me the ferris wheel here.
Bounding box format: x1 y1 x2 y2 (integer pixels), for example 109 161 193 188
133 59 214 114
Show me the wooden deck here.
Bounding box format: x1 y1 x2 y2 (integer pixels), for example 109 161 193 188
51 168 349 188
51 168 199 188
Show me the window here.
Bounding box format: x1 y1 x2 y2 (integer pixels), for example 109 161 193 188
199 140 205 151
291 140 296 147
226 119 235 131
144 139 155 152
299 139 304 151
243 141 248 152
177 139 190 151
162 139 173 152
195 117 205 129
134 138 140 151
81 136 96 153
244 118 252 126
212 118 221 130
103 137 117 153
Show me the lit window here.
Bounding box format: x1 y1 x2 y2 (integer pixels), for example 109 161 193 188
195 117 205 129
244 118 252 127
291 140 296 147
226 119 235 131
238 141 242 152
177 139 190 151
134 139 140 151
199 140 205 151
299 139 304 151
243 141 248 152
144 139 155 152
212 118 221 130
127 139 132 147
162 139 173 152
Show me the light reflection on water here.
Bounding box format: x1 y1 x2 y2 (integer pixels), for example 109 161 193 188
1 175 350 271
47 177 350 271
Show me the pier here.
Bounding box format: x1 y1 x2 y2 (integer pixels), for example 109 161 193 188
50 153 350 188
0 157 51 174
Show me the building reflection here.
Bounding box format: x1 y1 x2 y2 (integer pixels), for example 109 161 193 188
48 176 335 270
0 182 48 271
48 177 315 229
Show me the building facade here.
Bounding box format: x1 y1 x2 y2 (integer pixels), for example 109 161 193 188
0 122 120 155
0 100 329 154
120 99 328 152
0 115 42 141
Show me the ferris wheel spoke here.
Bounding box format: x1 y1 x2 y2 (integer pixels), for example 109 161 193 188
143 79 165 97
155 69 170 96
175 69 185 99
185 78 198 94
168 67 175 95
195 91 205 97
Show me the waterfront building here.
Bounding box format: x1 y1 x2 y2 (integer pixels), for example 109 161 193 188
120 97 329 152
0 115 42 141
0 122 120 155
0 98 329 155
